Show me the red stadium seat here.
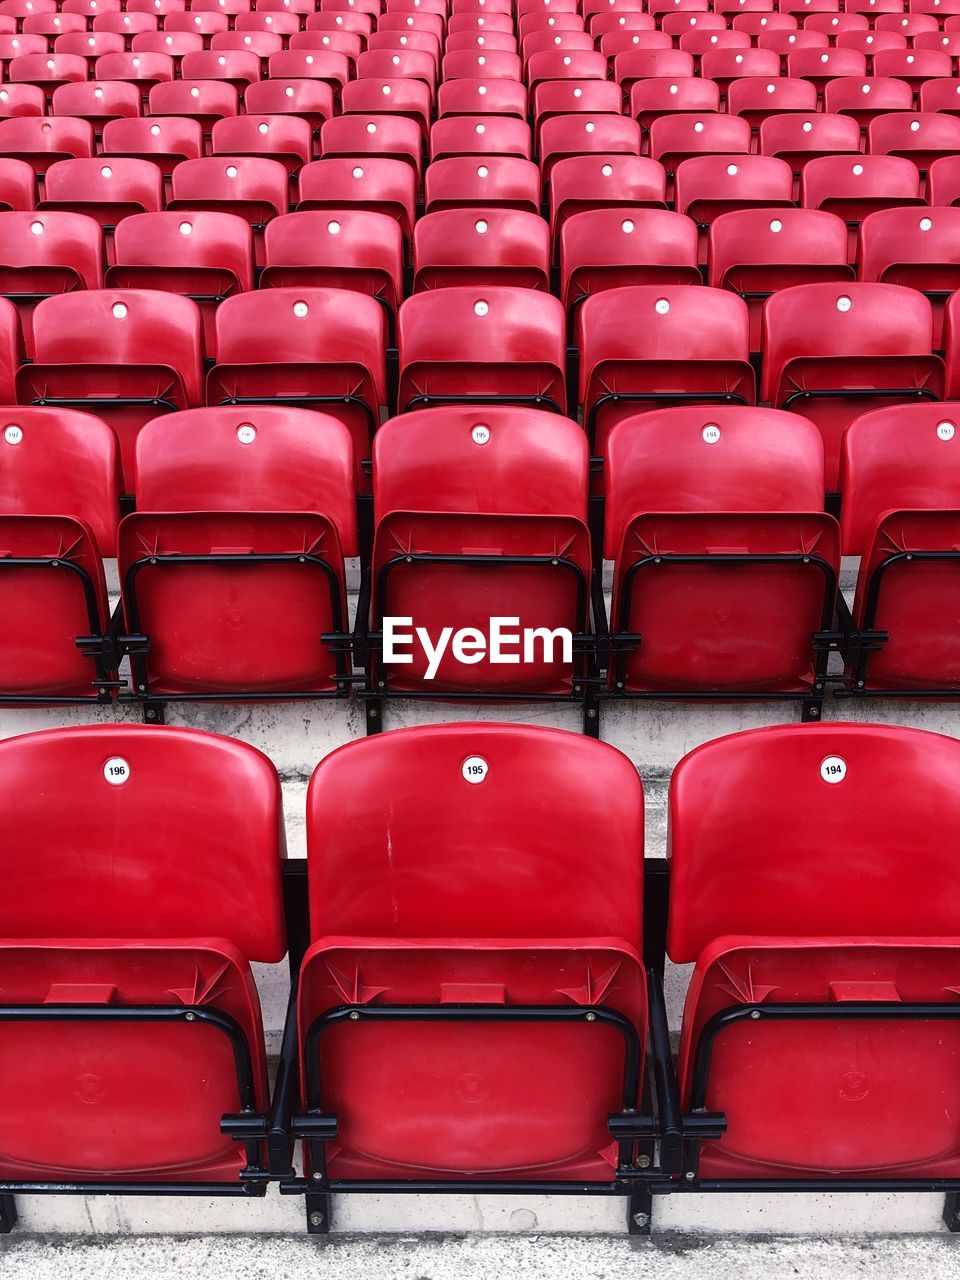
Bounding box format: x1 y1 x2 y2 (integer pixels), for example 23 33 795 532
839 402 960 694
872 47 953 91
539 115 641 182
760 281 943 489
367 408 595 706
760 113 862 193
131 32 204 57
726 77 818 130
549 155 667 244
629 78 721 131
441 49 522 81
439 77 528 122
93 52 175 96
0 158 36 210
0 406 119 702
179 49 261 90
699 47 781 92
211 114 312 173
297 723 646 1186
801 154 924 257
867 111 960 174
613 48 695 93
0 723 284 1190
168 156 289 262
147 80 239 137
413 207 550 292
267 49 352 95
52 81 142 132
668 722 960 1185
355 48 436 96
397 286 566 415
119 406 356 700
207 288 386 478
0 209 102 353
560 208 700 319
577 285 754 452
708 208 853 349
18 289 204 485
0 116 93 179
299 156 417 246
55 32 126 60
823 76 914 128
8 53 88 98
38 157 163 237
161 11 228 38
430 114 533 162
918 77 960 115
603 406 838 702
0 84 46 119
101 116 203 179
424 154 541 216
321 114 422 183
649 114 752 178
858 206 960 343
532 78 620 138
342 77 431 138
786 47 868 90
673 154 794 261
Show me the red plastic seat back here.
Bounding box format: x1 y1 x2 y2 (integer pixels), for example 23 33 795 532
298 156 417 244
413 206 550 292
424 154 541 216
549 154 667 243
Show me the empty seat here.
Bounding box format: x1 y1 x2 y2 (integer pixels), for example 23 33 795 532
0 158 37 211
8 53 88 97
532 79 620 139
787 46 868 89
0 406 119 702
430 115 532 163
539 115 641 183
823 76 914 128
577 285 755 452
424 155 542 217
604 406 838 700
630 78 721 132
147 80 240 136
560 208 700 319
179 49 261 90
918 77 960 115
674 155 794 261
38 157 163 235
708 208 853 349
168 157 288 262
726 77 818 130
0 722 283 1189
0 116 93 179
873 46 953 91
669 721 960 1185
211 115 312 174
52 80 142 132
761 282 943 489
801 154 924 259
868 111 960 174
118 406 356 700
296 723 646 1186
699 47 781 91
321 114 422 184
613 49 695 94
858 206 960 343
367 407 594 703
207 288 386 478
267 49 352 97
101 115 203 178
760 113 862 191
341 78 431 139
442 49 522 81
439 77 528 123
649 114 752 178
0 84 46 120
397 287 566 417
0 208 102 352
413 207 550 292
298 156 417 246
19 289 204 486
94 52 175 95
549 155 667 245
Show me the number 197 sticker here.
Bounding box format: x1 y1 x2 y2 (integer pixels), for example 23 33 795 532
461 756 488 784
820 755 847 784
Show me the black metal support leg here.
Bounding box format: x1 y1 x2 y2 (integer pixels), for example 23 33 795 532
306 1188 331 1234
944 1192 960 1232
0 1192 17 1234
627 1185 652 1235
583 684 600 738
365 696 383 735
142 700 165 725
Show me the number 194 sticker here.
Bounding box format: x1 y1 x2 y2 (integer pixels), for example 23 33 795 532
820 755 847 784
461 756 488 784
103 757 131 786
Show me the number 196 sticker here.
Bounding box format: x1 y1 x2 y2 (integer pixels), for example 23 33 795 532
820 755 847 784
461 756 488 784
103 757 131 786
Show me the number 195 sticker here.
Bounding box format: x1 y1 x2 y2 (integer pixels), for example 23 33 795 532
820 756 847 784
461 756 488 784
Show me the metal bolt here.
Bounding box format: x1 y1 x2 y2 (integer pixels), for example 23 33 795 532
637 1154 651 1169
633 1212 649 1227
808 706 819 718
587 708 597 718
185 1012 196 1021
299 556 306 563
685 1171 695 1181
309 1212 324 1227
368 706 378 717
750 1009 761 1019
349 1010 360 1020
585 1011 597 1022
312 1171 323 1181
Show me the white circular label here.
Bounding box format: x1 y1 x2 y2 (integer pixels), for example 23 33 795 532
702 424 721 444
237 423 256 444
938 421 956 441
471 424 490 445
820 755 847 785
474 300 489 317
103 757 131 786
462 755 488 784
4 424 23 446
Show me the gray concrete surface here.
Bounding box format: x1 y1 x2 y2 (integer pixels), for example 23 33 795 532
2 1233 959 1280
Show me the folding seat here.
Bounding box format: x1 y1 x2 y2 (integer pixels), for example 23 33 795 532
872 46 953 89
876 10 939 35
0 406 122 702
92 12 160 40
55 32 126 61
858 206 960 342
424 155 542 218
307 9 372 39
19 289 204 485
211 115 311 175
912 28 960 53
397 287 567 416
125 0 186 15
453 10 516 33
61 0 122 18
630 78 721 131
367 28 440 62
147 80 240 138
591 16 658 45
836 28 909 57
179 49 261 90
667 721 960 1190
24 12 87 36
162 11 229 39
289 30 363 64
786 46 868 89
38 158 162 248
261 210 403 340
0 209 102 353
294 723 646 1194
0 38 47 73
235 9 300 36
105 210 253 349
168 157 289 263
699 47 782 94
207 289 386 476
299 157 417 247
648 0 711 14
612 49 696 94
413 208 550 294
94 53 176 96
674 155 794 263
648 115 752 179
0 722 286 1195
193 0 251 14
868 112 960 175
341 78 430 140
601 31 673 61
131 31 206 57
0 83 46 118
0 158 37 211
520 30 593 60
550 155 668 245
577 286 754 454
116 406 356 701
321 115 422 185
709 208 853 349
731 11 799 35
801 10 868 35
757 28 830 57
662 9 727 34
760 113 862 195
603 406 838 702
525 50 608 95
270 49 360 97
928 153 960 203
823 76 914 129
364 408 598 709
801 154 924 259
0 117 94 181
210 30 284 58
560 208 700 320
52 81 141 133
543 118 642 188
679 30 753 60
430 116 533 165
438 77 528 125
919 78 960 115
532 82 624 146
761 281 942 488
442 50 522 83
101 117 204 181
726 77 819 129
244 81 335 142
8 54 88 100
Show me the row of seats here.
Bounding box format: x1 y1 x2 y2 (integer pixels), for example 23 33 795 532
3 718 959 1224
5 399 958 707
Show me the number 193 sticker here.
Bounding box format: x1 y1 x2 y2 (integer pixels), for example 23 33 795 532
103 757 131 786
461 756 488 784
820 755 847 784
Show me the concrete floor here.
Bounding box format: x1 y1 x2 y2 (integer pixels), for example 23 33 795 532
2 1233 959 1280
